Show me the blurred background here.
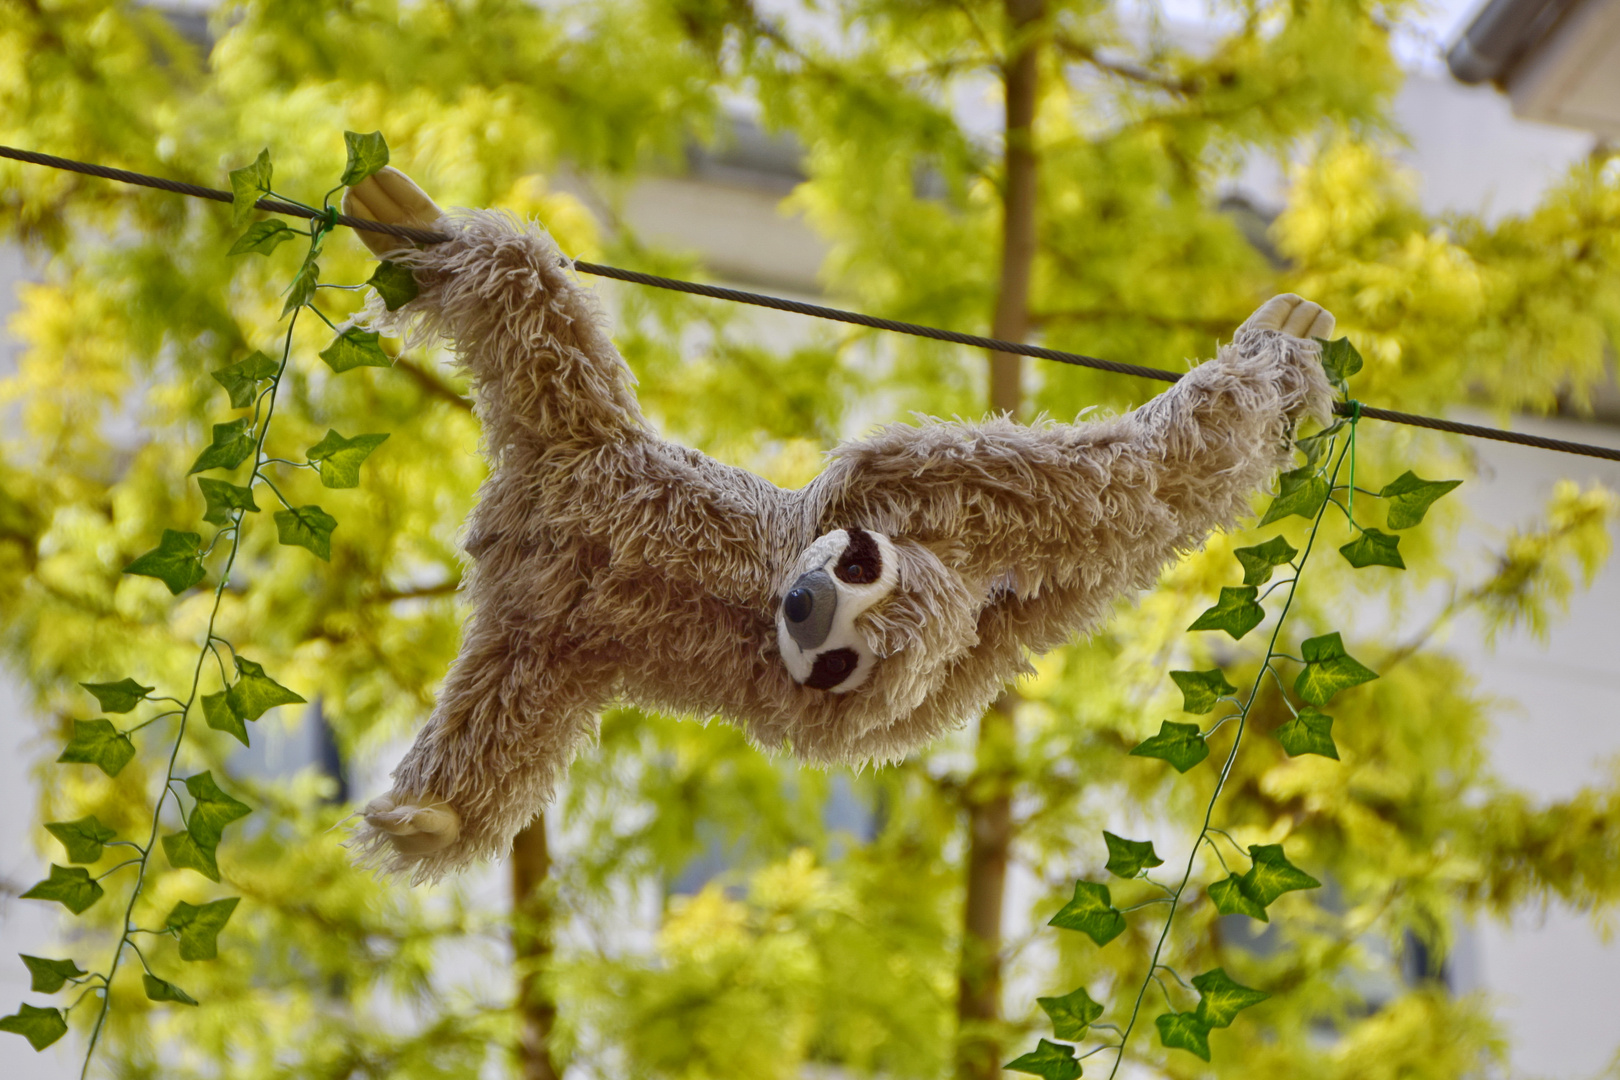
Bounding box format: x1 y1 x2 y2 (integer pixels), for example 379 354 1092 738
2 0 1618 1077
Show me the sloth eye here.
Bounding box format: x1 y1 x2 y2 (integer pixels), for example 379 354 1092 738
832 527 882 585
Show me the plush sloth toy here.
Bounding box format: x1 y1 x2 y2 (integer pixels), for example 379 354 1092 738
343 168 1336 881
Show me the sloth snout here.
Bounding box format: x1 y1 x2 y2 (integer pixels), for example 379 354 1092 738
781 569 837 649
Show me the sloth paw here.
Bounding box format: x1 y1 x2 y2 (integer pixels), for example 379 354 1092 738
362 793 461 858
1242 294 1336 341
341 166 445 258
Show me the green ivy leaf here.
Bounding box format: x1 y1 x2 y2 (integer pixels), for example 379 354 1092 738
1005 1039 1082 1080
162 772 252 882
282 257 319 317
1191 968 1270 1028
210 352 280 409
21 865 105 915
1259 468 1330 526
340 130 390 187
0 1003 68 1050
226 657 305 722
1208 874 1268 922
1187 586 1265 640
1339 528 1405 570
1294 632 1378 706
201 691 248 747
1316 336 1363 393
1275 706 1338 760
367 260 419 310
57 719 135 777
162 830 221 882
44 815 117 863
1241 844 1321 906
198 478 260 527
228 219 296 257
165 897 240 961
319 327 392 372
1130 720 1209 773
183 772 252 850
1103 832 1163 878
20 955 86 994
1048 881 1127 946
274 505 337 560
79 677 153 714
306 430 389 489
124 529 206 594
1380 471 1463 530
1296 420 1345 467
1155 1011 1212 1061
187 419 255 475
227 148 271 227
142 973 198 1006
1234 535 1298 586
1036 985 1104 1041
1168 668 1236 714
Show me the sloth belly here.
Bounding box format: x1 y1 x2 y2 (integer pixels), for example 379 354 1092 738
555 563 782 714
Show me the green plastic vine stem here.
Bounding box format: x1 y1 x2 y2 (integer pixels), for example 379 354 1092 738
1347 399 1361 528
60 138 388 1077
1104 430 1357 1078
76 259 300 1080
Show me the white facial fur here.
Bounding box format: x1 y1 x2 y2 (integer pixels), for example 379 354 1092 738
776 528 899 693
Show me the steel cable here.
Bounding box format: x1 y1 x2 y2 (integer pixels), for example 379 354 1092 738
4 143 1618 462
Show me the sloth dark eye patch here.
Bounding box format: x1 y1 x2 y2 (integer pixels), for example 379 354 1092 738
805 648 860 690
834 527 882 585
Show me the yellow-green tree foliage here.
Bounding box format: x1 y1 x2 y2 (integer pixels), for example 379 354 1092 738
2 0 1618 1077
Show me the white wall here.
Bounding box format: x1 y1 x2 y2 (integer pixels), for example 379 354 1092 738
1446 416 1620 1080
1232 43 1620 1076
0 239 79 1079
0 685 86 1080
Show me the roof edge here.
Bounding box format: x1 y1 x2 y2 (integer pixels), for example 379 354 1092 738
1445 0 1584 83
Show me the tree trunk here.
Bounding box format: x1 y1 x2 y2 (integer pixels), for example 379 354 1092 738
987 0 1043 419
512 814 560 1080
956 692 1019 1080
956 2 1043 1078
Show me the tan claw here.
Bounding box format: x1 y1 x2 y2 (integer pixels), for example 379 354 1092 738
362 793 461 857
341 166 445 258
1242 293 1336 341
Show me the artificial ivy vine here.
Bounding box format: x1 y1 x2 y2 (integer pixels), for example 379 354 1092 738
1007 340 1463 1077
0 133 405 1075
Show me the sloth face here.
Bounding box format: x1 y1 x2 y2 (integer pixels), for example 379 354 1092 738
776 527 899 693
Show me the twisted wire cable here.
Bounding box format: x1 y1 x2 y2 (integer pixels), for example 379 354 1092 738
4 144 1618 462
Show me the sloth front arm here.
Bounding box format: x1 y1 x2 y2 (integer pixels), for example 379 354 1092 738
817 298 1337 653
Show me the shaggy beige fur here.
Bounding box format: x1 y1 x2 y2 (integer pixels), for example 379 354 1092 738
343 169 1334 881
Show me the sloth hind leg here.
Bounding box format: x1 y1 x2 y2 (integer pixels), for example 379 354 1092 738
357 614 613 880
